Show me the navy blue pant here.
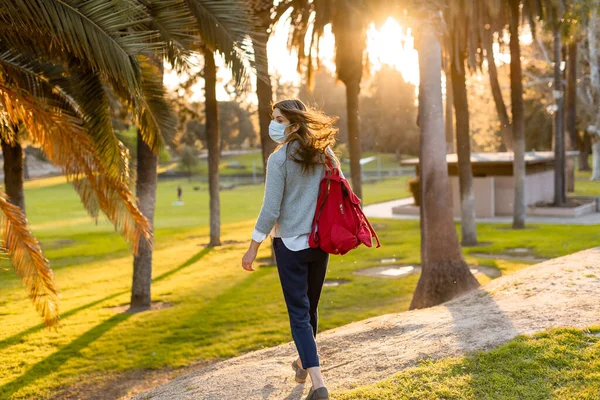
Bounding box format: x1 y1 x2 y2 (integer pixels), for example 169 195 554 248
273 237 329 369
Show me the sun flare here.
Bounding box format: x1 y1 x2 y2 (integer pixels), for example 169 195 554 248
366 17 420 86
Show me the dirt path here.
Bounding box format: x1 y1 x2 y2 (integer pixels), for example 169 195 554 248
133 248 600 400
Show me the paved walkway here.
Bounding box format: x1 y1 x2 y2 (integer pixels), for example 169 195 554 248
363 198 600 225
133 249 600 400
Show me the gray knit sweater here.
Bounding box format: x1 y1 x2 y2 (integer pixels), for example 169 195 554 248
254 141 341 237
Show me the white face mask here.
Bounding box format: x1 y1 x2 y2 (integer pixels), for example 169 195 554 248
269 120 292 143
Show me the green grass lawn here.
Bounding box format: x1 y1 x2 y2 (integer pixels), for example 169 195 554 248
0 173 598 399
332 327 600 400
574 169 600 197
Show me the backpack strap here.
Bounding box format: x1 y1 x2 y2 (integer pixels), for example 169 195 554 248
324 148 341 177
309 178 330 245
356 204 381 248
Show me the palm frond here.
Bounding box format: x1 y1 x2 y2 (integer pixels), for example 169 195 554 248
65 63 131 182
137 0 199 73
0 0 161 96
0 192 59 328
0 46 131 182
0 46 77 112
0 83 152 251
183 0 262 88
135 56 178 150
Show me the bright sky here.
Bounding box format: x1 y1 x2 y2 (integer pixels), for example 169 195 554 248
162 15 532 104
163 16 419 104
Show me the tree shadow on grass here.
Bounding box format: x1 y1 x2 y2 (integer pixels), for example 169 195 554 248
152 248 212 284
1 248 215 398
0 248 213 360
0 290 128 352
0 312 132 399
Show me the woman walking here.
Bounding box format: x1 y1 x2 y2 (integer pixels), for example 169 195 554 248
241 99 342 400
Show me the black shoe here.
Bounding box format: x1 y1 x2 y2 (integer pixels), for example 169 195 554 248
292 359 308 383
305 386 329 400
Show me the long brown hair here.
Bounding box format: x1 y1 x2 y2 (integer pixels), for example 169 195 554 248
273 99 340 174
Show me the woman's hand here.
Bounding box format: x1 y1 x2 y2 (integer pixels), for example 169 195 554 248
242 248 258 272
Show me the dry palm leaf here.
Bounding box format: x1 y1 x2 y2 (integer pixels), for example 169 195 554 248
0 193 59 328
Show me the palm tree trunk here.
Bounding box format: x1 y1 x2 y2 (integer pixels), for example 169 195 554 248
509 0 526 229
131 128 157 310
450 40 478 246
485 29 512 151
566 41 577 191
253 32 277 170
445 71 455 153
592 139 600 180
203 48 221 247
588 2 600 181
410 23 479 310
252 29 277 263
580 131 592 171
553 11 566 205
345 80 363 201
1 137 26 214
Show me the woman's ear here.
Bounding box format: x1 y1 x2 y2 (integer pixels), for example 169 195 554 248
289 123 300 134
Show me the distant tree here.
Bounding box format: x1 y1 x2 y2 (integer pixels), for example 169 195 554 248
180 145 198 180
183 120 206 148
305 68 420 156
360 66 419 155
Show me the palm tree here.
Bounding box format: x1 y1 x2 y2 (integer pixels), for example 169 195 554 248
565 36 578 191
508 0 527 228
444 71 455 153
131 128 159 309
191 1 262 250
131 57 177 310
551 7 567 205
331 2 368 202
447 4 478 246
410 7 479 309
0 13 161 324
483 21 512 151
586 0 600 180
250 0 278 170
128 0 259 309
202 47 222 247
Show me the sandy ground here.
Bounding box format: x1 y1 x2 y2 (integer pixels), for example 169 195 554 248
133 247 600 400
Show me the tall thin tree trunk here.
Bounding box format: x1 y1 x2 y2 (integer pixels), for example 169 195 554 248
509 0 526 229
204 48 221 247
566 41 577 191
445 71 455 153
580 131 592 171
553 11 566 205
485 29 512 151
451 39 478 246
592 140 600 180
253 31 277 171
410 23 479 310
333 2 365 202
252 27 277 263
345 81 363 201
588 1 600 181
131 128 157 310
1 137 26 214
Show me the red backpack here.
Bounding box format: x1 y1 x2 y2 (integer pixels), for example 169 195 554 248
308 159 381 255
